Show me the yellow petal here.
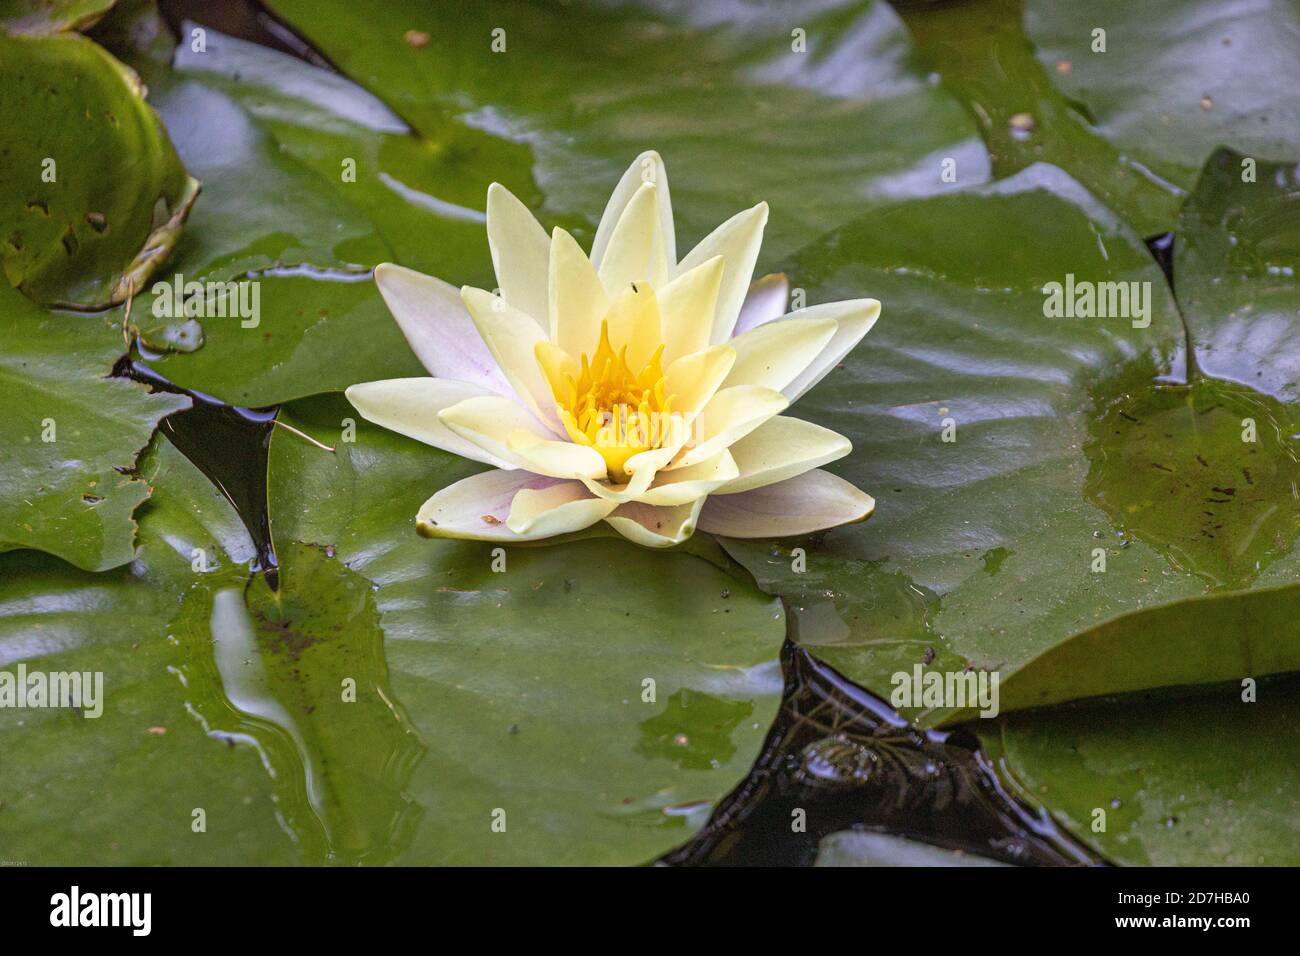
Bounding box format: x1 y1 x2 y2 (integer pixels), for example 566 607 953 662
591 150 676 269
549 227 610 357
663 343 736 421
506 428 608 480
675 201 767 345
638 450 738 506
603 281 662 372
721 316 837 393
671 384 788 468
486 182 551 329
597 181 668 293
658 255 723 365
715 416 851 494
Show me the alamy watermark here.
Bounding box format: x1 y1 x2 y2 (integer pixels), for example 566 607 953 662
0 665 103 718
150 273 260 328
890 665 1000 717
1042 274 1151 328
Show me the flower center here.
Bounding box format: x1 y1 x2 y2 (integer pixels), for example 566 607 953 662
556 321 679 483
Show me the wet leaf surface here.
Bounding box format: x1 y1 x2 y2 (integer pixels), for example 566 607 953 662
0 285 189 570
0 27 195 306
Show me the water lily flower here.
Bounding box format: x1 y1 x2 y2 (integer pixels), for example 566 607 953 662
346 151 879 547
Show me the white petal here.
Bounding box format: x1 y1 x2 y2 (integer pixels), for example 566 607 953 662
716 416 851 494
672 384 788 468
345 378 516 468
638 450 738 506
732 273 789 336
697 469 874 537
782 299 881 401
549 227 610 358
486 183 551 329
676 202 768 345
461 285 563 432
416 471 604 541
597 181 668 293
374 263 513 396
721 315 837 393
506 481 618 535
605 498 706 548
440 395 606 480
658 255 723 365
591 150 676 269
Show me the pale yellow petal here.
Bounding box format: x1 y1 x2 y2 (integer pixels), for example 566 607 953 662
598 181 668 293
486 182 551 329
671 384 788 468
345 377 517 468
605 498 705 548
782 298 881 400
591 150 676 269
506 481 617 535
549 227 610 357
417 471 601 542
638 450 738 506
721 316 838 392
507 429 608 480
604 281 662 371
658 255 723 365
716 416 851 494
460 285 562 432
440 395 605 479
663 343 736 421
675 201 767 345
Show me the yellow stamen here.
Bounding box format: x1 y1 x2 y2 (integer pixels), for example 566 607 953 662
543 319 678 483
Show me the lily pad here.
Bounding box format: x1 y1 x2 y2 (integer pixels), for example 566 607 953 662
0 439 301 865
0 0 116 35
896 0 1184 236
264 0 989 262
0 28 196 306
990 678 1300 865
265 394 786 864
0 284 189 571
1025 0 1300 193
717 158 1300 723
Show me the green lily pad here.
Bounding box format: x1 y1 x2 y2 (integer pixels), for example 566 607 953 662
0 439 302 865
0 28 196 306
1025 0 1300 193
989 678 1300 865
0 284 189 571
263 0 989 263
265 394 785 864
0 0 116 35
896 0 1184 236
98 22 529 401
718 156 1300 723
